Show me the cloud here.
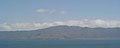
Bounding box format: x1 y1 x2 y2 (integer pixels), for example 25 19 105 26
0 19 120 31
60 10 67 15
36 9 68 15
36 9 49 14
65 19 120 28
36 9 57 14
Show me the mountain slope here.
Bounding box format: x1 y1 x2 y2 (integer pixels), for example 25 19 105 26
0 25 120 40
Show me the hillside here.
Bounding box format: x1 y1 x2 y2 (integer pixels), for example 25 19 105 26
0 25 120 40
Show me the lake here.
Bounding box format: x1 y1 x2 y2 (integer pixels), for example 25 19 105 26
0 40 120 48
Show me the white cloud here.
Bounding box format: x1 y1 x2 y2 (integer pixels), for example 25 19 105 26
36 9 68 15
36 9 49 14
36 9 57 14
0 19 120 31
60 10 67 15
65 19 120 28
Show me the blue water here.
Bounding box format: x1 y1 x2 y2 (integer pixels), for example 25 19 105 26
0 40 120 48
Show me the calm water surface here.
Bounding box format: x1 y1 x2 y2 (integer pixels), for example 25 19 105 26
0 40 120 48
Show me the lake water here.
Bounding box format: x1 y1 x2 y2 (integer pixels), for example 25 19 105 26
0 40 120 48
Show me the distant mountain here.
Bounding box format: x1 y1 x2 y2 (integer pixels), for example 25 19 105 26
0 25 120 40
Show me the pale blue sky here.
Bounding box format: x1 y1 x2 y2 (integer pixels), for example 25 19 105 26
0 0 120 23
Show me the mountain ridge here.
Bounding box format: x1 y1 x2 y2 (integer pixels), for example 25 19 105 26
0 25 120 40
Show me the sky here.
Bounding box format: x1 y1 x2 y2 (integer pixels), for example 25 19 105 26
0 0 120 31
